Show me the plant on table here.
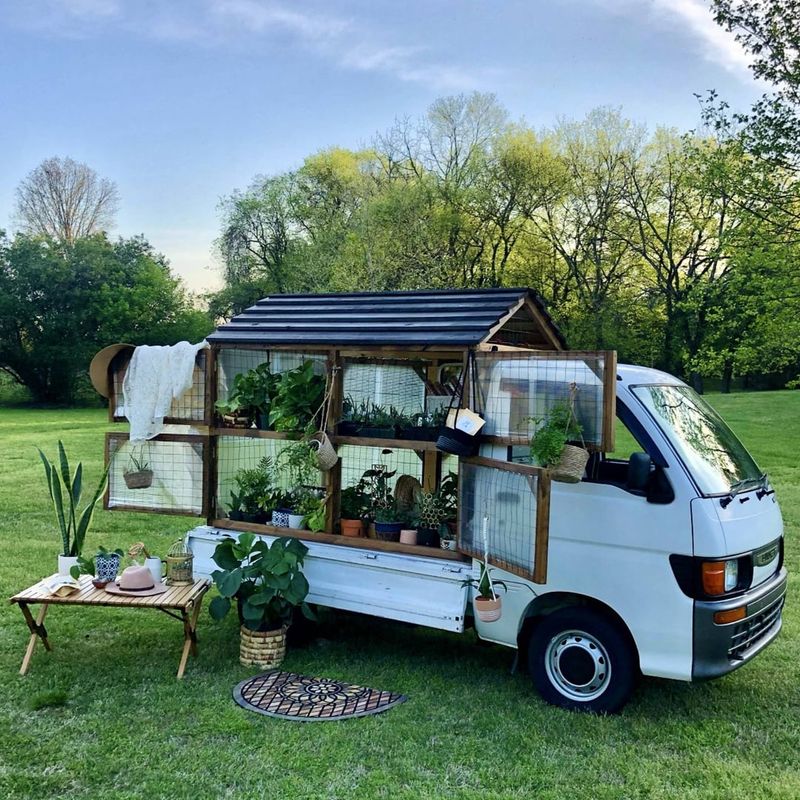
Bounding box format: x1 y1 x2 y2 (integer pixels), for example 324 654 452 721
268 360 326 433
398 406 448 440
209 532 315 667
339 484 368 536
339 399 396 437
217 363 279 427
70 546 125 585
38 441 110 573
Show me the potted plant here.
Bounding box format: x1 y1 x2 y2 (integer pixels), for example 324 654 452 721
209 533 315 668
438 471 459 549
339 485 367 537
471 560 507 623
336 396 361 436
298 492 326 532
69 546 124 587
38 441 109 575
272 440 323 529
529 400 588 483
231 457 276 523
373 504 404 541
268 360 326 433
217 362 278 428
123 447 153 489
398 407 448 441
412 490 449 548
338 400 396 438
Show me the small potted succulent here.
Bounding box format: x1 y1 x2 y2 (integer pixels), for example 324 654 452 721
209 533 315 668
471 560 507 623
123 447 153 490
340 485 367 537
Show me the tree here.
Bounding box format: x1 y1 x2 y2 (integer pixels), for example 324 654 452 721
0 233 212 404
14 157 119 242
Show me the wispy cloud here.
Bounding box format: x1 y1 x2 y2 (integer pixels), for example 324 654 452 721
4 0 492 91
588 0 754 80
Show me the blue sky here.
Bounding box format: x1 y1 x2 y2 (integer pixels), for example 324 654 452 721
0 0 763 292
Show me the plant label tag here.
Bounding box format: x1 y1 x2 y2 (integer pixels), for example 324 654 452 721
446 408 485 436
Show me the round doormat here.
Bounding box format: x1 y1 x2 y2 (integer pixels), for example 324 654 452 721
233 670 407 722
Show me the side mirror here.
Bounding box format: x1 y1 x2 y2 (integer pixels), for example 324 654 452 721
627 452 652 493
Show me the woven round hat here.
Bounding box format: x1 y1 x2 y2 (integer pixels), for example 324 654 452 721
89 343 134 398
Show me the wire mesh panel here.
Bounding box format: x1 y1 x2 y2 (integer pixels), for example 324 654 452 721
112 351 207 424
475 350 615 450
106 434 206 515
215 435 325 521
342 359 426 420
216 349 327 408
458 458 549 583
339 444 424 497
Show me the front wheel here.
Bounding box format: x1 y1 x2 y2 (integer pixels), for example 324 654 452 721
528 608 637 714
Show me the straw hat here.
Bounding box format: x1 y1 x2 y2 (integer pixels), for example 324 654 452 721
105 565 168 597
88 343 134 398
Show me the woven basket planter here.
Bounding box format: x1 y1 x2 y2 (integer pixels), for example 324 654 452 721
239 625 288 668
123 470 153 490
309 431 338 471
551 444 589 484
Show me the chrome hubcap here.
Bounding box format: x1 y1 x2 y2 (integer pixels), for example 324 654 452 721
544 629 611 701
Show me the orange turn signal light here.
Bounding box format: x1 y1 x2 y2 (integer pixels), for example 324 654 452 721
701 561 726 595
714 607 746 624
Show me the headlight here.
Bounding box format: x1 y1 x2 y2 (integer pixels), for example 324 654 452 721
701 559 740 595
724 559 738 592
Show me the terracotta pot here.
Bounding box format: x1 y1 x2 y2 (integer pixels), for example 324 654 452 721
399 528 417 545
341 518 364 537
474 595 502 623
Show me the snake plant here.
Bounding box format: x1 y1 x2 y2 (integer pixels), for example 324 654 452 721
38 441 109 558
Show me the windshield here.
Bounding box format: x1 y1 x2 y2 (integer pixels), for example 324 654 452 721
632 384 762 495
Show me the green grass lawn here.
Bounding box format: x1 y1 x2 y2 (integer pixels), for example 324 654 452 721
0 394 798 800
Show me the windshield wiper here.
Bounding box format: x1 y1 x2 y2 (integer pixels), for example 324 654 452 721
721 473 769 507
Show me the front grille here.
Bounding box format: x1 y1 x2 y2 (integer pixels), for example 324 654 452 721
728 594 785 660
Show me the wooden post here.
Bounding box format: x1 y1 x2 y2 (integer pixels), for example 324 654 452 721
422 360 439 492
325 350 343 534
602 350 618 453
533 471 551 584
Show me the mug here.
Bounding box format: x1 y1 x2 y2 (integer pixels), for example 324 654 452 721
145 556 165 585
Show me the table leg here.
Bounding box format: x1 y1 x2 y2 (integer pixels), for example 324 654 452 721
19 603 51 676
177 596 204 680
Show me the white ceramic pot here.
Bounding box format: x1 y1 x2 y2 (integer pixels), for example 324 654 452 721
58 555 79 576
288 513 306 530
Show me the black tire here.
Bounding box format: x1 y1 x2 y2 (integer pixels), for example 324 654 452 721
527 607 637 714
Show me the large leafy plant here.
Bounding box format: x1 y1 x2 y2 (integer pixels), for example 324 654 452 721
232 456 276 515
209 533 315 632
216 362 279 420
268 360 326 432
38 441 109 557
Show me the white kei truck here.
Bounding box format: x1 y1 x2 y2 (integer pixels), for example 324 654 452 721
95 288 787 713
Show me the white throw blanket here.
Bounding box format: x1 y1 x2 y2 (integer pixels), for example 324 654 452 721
123 341 208 441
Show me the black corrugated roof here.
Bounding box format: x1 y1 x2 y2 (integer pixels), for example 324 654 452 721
207 287 565 348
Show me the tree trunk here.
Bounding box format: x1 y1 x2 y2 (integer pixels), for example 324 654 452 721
721 360 734 394
690 371 704 394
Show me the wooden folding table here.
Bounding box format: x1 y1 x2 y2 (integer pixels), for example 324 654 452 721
9 575 211 679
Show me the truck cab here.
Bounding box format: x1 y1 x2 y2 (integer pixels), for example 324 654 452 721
472 363 786 711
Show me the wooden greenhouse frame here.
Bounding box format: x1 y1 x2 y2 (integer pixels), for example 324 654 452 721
98 288 617 584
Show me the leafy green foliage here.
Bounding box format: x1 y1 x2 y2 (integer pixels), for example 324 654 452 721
528 402 583 468
209 533 314 632
37 440 109 557
231 456 276 515
268 360 326 432
216 362 279 421
340 485 367 519
0 232 213 404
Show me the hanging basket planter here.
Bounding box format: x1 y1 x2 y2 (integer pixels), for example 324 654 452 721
309 431 338 471
123 469 153 490
550 444 590 484
239 625 288 668
474 595 503 623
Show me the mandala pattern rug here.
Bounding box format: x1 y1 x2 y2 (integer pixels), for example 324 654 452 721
233 670 407 721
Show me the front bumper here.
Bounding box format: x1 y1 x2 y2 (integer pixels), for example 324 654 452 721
692 567 787 681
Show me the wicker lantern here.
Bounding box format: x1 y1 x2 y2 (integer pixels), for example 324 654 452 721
165 539 193 586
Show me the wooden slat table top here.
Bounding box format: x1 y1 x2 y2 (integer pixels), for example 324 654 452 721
10 575 211 609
